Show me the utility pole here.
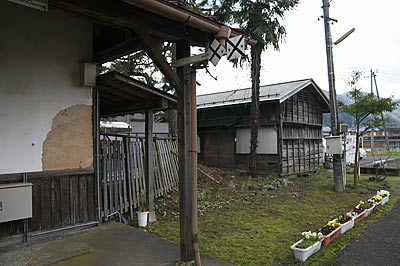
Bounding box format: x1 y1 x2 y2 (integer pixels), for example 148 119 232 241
372 71 389 150
370 69 375 150
322 0 345 192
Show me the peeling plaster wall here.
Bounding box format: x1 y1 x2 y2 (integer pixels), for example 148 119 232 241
42 104 93 171
0 2 93 174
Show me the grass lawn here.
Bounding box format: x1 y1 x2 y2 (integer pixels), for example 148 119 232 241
367 150 400 157
145 169 400 265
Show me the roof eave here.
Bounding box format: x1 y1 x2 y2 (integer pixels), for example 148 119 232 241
125 0 256 46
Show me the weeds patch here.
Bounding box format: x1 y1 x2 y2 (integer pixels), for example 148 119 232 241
146 172 400 265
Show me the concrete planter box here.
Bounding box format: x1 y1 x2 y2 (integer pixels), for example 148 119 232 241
322 225 342 246
354 210 366 224
290 239 322 262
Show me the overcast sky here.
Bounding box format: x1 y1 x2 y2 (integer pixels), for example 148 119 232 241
196 0 400 99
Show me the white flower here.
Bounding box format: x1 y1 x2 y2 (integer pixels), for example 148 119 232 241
305 234 310 239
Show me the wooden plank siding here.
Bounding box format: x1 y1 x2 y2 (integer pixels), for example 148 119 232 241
0 171 96 239
280 90 324 175
198 87 325 176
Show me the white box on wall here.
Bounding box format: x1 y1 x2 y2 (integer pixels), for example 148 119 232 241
0 183 33 223
81 62 97 87
325 136 342 154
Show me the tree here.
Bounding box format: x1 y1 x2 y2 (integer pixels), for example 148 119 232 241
339 70 398 187
196 0 298 178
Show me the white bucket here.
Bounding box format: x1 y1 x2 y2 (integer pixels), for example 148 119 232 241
137 211 149 227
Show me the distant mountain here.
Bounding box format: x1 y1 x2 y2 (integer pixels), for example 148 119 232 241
322 90 400 128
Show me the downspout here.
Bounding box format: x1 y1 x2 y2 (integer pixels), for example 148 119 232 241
191 68 201 266
127 0 257 46
93 85 102 226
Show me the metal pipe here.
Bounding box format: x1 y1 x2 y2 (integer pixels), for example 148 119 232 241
23 173 28 243
190 69 201 266
107 211 122 223
94 85 102 226
127 0 256 46
31 222 99 237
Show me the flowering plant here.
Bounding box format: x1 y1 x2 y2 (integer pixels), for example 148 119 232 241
377 190 390 198
370 195 382 203
352 205 365 214
317 220 341 236
337 213 353 224
296 231 324 249
359 200 374 210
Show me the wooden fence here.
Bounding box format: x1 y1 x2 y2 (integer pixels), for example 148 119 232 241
100 135 179 220
0 169 96 239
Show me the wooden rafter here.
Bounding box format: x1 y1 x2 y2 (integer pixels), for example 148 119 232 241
49 0 205 45
133 27 183 93
100 99 164 117
95 37 142 63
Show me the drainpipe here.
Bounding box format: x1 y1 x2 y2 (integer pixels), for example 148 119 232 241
215 26 231 47
93 85 102 226
31 222 99 237
127 0 256 46
191 68 201 266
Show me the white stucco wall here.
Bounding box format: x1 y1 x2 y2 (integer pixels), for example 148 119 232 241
0 2 93 174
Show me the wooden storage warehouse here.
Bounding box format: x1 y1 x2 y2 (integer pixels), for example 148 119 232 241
197 79 330 176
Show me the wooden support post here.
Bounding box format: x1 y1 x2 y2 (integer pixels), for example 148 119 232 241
145 110 156 222
177 41 196 264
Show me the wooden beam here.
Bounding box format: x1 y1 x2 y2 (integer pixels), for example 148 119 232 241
50 0 205 45
145 110 156 222
100 85 141 102
100 100 163 117
95 37 142 63
134 27 183 93
177 41 195 263
100 72 177 103
172 53 208 68
0 168 94 182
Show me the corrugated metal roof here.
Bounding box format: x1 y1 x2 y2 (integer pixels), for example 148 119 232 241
197 78 329 109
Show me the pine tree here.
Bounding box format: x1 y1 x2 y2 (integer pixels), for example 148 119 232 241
193 0 299 177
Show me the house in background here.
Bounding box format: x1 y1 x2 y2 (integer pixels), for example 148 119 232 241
363 127 400 151
101 113 170 138
197 79 330 176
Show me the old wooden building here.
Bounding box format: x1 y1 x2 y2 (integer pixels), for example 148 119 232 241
0 1 253 262
197 79 330 176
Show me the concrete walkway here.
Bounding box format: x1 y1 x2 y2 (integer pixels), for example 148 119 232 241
0 222 231 266
335 200 400 265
